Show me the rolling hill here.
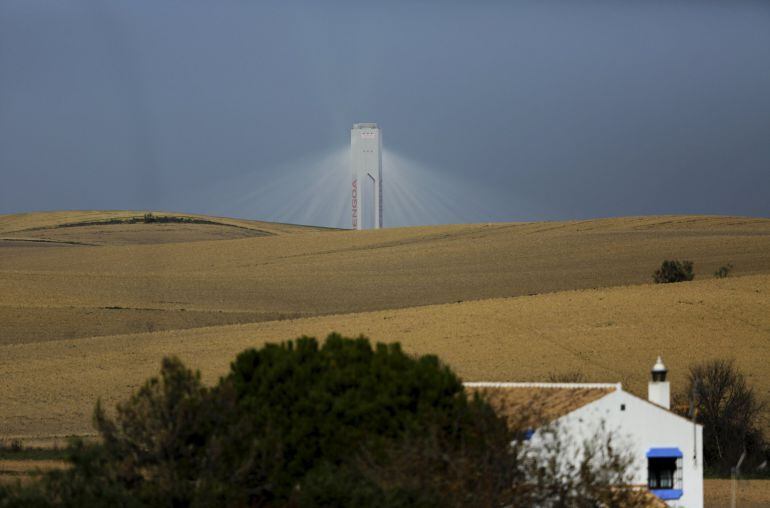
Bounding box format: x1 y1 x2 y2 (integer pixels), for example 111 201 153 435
1 273 768 441
0 211 769 442
0 210 327 246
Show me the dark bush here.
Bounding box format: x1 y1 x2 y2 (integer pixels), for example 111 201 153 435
0 439 23 453
675 359 767 475
714 263 733 278
653 260 694 283
547 371 587 383
92 356 221 505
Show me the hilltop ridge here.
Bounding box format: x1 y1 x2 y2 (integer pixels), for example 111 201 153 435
0 210 330 246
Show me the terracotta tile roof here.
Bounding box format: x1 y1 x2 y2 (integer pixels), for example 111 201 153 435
464 382 619 429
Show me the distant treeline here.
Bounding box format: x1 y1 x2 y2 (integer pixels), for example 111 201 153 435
19 213 258 232
60 213 219 227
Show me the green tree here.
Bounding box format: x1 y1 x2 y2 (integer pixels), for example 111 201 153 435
223 333 467 501
92 356 221 505
653 260 694 283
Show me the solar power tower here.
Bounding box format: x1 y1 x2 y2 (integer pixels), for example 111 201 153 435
351 123 382 230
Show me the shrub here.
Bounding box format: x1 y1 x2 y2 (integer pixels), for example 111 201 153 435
547 371 587 383
714 263 733 278
675 359 767 475
653 260 694 283
355 417 651 508
92 356 219 505
0 439 23 453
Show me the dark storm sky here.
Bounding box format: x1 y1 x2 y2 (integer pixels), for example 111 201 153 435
1 0 769 226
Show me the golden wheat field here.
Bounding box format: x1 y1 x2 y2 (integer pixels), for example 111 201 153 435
2 212 770 344
1 211 769 443
702 480 770 508
2 272 768 440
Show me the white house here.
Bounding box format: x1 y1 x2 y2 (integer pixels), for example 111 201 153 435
465 358 703 508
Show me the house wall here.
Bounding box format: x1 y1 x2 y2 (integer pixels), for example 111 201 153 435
534 389 703 508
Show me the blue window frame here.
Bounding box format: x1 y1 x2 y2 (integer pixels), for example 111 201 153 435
652 489 684 500
647 448 683 459
647 448 683 500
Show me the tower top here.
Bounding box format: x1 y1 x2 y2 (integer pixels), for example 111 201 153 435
352 123 378 129
651 356 667 382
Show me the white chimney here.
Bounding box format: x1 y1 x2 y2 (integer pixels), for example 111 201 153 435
648 356 670 409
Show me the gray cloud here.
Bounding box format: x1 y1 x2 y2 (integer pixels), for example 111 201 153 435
1 0 768 226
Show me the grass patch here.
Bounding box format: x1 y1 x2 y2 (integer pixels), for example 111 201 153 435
705 469 770 480
0 443 68 461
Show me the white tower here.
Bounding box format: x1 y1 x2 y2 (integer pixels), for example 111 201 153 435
351 123 382 229
648 356 671 410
